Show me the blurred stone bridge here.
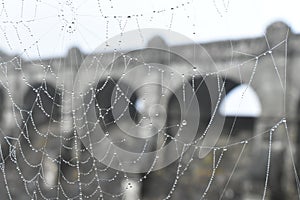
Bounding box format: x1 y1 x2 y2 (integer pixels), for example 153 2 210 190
0 21 300 200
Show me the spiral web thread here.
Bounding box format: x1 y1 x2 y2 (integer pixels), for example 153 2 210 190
0 0 298 200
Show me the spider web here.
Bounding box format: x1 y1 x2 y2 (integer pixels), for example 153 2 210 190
0 0 298 200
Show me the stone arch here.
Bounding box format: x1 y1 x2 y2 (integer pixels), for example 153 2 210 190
95 78 140 130
165 76 263 139
219 84 261 117
23 82 61 127
92 77 148 154
219 78 262 137
166 75 213 141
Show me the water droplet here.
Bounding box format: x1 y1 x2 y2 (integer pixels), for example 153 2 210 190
182 120 187 126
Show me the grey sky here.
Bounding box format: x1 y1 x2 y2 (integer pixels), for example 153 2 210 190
0 0 299 59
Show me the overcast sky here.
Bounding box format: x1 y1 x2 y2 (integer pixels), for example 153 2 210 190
0 0 299 59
